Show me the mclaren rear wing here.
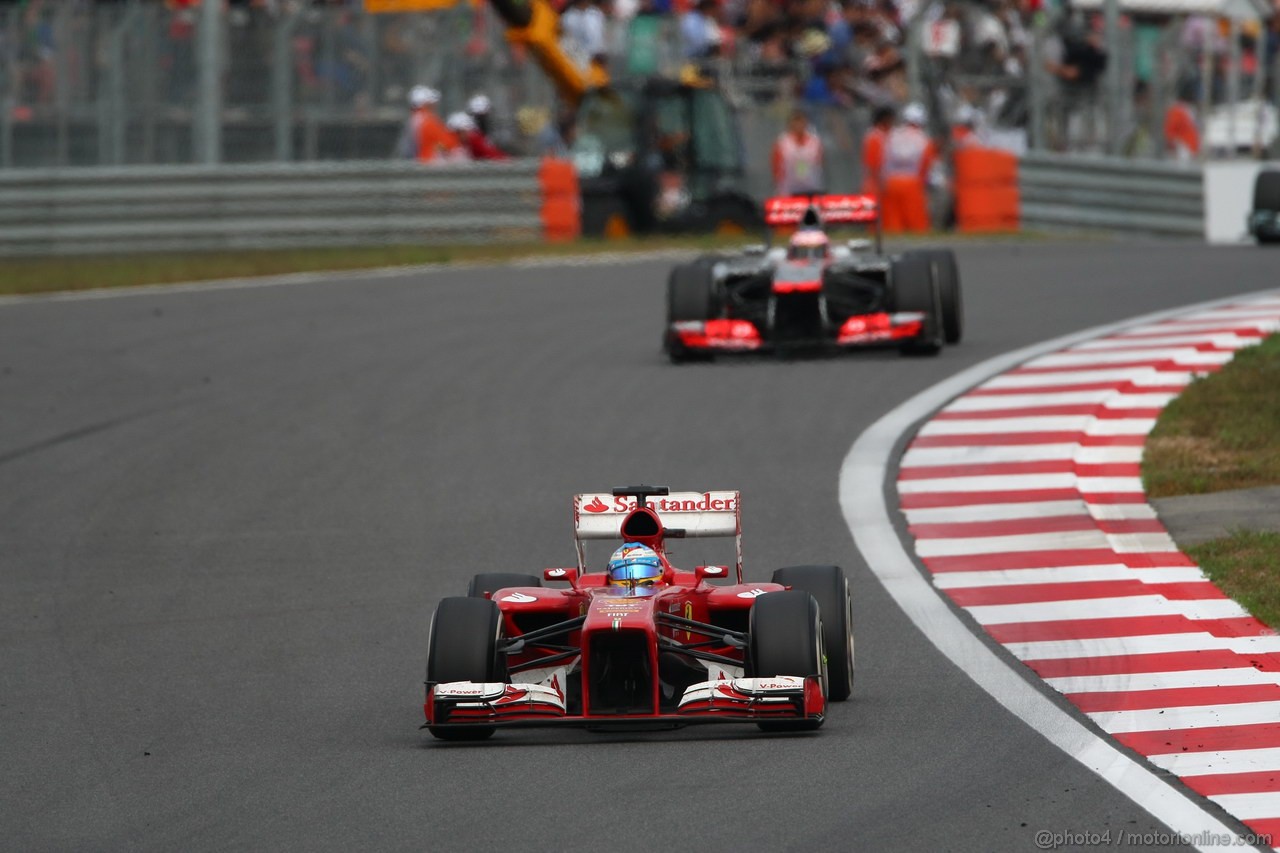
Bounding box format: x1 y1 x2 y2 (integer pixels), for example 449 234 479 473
763 194 882 253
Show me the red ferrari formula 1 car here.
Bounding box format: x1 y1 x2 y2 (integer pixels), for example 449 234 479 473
663 195 963 361
423 486 855 740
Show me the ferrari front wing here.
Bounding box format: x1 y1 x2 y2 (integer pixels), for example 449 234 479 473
425 675 825 728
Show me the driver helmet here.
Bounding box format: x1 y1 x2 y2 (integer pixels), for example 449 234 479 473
607 542 663 594
788 227 830 259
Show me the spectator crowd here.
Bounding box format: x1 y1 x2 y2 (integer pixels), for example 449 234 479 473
2 0 1278 169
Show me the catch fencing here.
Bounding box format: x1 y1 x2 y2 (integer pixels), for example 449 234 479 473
0 1 560 168
0 159 552 257
4 0 1279 174
907 0 1278 160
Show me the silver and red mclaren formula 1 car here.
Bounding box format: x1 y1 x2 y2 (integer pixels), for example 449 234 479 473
663 195 963 362
423 485 855 740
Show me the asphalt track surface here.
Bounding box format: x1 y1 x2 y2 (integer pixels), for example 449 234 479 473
1 244 1275 852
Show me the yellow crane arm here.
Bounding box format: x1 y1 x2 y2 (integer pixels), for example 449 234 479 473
490 0 606 106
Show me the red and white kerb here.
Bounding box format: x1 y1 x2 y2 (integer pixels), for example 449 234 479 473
896 294 1280 848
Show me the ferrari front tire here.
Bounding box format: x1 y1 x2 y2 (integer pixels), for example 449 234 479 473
426 596 504 741
771 565 854 701
748 590 826 732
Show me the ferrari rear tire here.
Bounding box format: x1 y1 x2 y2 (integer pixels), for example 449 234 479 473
466 573 542 599
891 252 943 357
919 249 963 344
771 565 854 701
748 590 826 732
426 596 504 741
665 257 720 363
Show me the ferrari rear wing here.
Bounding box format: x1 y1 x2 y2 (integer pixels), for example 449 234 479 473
572 488 743 580
573 490 740 539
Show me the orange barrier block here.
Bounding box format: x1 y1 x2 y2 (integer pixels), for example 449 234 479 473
954 147 1017 186
538 157 581 242
541 198 580 237
953 148 1019 233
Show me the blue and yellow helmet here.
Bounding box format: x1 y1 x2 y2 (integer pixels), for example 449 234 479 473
607 543 663 594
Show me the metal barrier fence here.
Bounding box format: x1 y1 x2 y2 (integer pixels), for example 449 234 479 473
1019 150 1205 236
0 151 1219 258
0 159 545 256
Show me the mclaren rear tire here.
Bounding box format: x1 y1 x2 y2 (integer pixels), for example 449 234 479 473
771 565 854 701
891 252 943 357
665 256 720 364
466 573 543 599
425 596 504 741
748 590 826 732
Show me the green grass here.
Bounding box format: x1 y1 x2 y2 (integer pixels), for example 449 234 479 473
1143 332 1280 630
0 228 1048 298
1143 332 1280 498
0 235 748 297
1186 531 1280 629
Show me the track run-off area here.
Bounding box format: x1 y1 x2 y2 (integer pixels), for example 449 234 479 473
1 243 1276 851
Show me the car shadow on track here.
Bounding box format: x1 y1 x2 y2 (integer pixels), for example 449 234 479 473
658 349 906 368
410 722 838 749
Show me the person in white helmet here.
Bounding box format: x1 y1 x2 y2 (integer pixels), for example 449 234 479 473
449 109 508 161
880 102 936 233
395 85 459 163
395 86 429 159
443 113 477 162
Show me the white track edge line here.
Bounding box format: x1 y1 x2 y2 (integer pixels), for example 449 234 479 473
840 287 1280 852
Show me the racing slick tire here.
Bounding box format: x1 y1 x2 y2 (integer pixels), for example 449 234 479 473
748 590 826 732
1253 170 1280 211
919 249 963 344
770 565 854 701
1253 171 1280 245
466 573 543 599
426 596 504 741
664 256 721 363
891 252 944 357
